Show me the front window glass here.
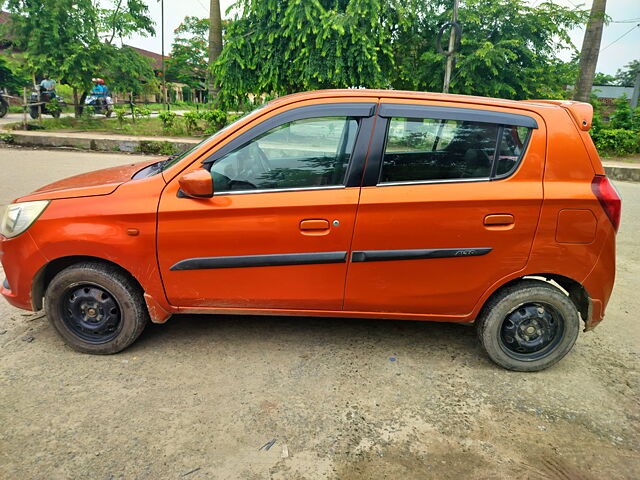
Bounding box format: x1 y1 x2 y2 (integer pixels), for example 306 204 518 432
210 116 359 192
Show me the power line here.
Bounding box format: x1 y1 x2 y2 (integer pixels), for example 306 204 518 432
611 18 640 23
194 0 209 15
601 23 640 51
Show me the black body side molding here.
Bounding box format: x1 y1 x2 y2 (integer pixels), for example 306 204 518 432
170 251 348 271
351 248 492 263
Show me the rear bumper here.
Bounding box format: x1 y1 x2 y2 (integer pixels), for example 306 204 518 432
0 233 49 311
581 230 616 330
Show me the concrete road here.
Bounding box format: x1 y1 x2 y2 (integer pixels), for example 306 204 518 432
0 147 638 479
0 112 76 127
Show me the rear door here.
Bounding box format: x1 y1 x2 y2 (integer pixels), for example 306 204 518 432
344 100 546 316
157 101 376 310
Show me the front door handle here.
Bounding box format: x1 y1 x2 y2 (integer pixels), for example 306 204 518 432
300 219 330 231
484 214 514 226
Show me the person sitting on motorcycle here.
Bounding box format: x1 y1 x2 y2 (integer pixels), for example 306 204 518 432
91 78 108 105
39 75 56 100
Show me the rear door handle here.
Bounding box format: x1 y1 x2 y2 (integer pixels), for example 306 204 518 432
300 219 330 231
484 214 514 226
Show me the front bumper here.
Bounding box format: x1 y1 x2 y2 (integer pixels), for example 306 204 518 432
0 233 49 311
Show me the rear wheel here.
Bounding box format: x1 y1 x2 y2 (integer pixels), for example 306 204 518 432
0 99 7 118
44 262 148 354
476 280 580 371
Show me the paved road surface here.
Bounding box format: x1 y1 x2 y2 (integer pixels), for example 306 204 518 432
0 147 638 479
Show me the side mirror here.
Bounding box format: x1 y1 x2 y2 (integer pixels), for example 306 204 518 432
178 169 214 198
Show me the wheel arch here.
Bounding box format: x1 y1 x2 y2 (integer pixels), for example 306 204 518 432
31 255 144 311
478 273 592 328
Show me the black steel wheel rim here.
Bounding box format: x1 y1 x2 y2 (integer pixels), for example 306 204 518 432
59 283 123 344
499 302 565 361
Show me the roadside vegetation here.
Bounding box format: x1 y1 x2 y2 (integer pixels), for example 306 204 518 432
1 0 638 158
7 109 240 138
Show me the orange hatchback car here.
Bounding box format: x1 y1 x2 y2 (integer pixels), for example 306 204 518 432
1 90 620 371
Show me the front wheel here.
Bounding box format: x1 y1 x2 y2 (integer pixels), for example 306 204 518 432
476 280 580 371
0 100 7 118
29 106 39 119
51 109 61 119
44 262 149 354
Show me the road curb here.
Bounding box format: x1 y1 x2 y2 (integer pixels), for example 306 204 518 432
1 131 199 154
604 165 640 183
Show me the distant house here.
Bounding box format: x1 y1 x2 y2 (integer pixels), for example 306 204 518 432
591 85 636 121
123 45 205 103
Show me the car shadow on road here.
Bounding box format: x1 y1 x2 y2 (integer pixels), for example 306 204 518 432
132 313 486 364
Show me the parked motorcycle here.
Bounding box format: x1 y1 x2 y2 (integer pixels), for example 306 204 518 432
84 94 114 117
29 86 66 119
0 91 8 118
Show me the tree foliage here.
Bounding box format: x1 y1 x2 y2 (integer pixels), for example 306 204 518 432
166 16 209 89
389 0 587 99
213 0 588 107
0 55 29 92
213 0 397 106
1 0 155 109
615 60 640 88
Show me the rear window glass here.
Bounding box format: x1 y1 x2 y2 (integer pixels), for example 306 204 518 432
380 117 531 184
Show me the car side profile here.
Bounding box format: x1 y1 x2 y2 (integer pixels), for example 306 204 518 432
0 89 620 371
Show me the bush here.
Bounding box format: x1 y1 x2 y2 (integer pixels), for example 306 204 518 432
592 128 640 156
158 110 178 130
183 111 201 134
201 109 227 134
136 140 177 155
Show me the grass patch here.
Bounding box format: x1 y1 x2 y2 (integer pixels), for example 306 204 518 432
11 116 201 138
9 109 239 138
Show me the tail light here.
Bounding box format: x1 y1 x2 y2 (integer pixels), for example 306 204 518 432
591 175 621 232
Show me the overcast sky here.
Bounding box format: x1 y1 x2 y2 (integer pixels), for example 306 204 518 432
125 0 639 76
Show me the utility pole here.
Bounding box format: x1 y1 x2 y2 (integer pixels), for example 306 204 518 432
574 0 607 102
442 0 460 94
631 72 640 109
208 0 223 104
161 0 167 110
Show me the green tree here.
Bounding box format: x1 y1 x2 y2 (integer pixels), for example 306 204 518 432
0 55 29 92
609 95 635 130
593 72 616 85
1 0 155 115
615 60 640 88
213 0 397 107
166 16 209 89
214 0 587 107
393 0 586 99
104 46 158 97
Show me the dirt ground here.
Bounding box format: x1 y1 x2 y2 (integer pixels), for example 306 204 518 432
0 147 638 479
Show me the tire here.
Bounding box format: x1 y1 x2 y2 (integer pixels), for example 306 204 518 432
44 262 149 354
29 107 39 119
0 100 7 118
51 110 61 119
105 108 112 118
476 280 580 372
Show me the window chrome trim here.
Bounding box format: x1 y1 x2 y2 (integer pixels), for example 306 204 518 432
212 185 347 196
377 177 491 187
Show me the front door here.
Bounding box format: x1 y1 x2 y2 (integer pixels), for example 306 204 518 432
344 100 546 316
157 102 376 310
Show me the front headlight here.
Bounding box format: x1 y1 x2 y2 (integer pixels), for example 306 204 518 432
0 200 50 238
